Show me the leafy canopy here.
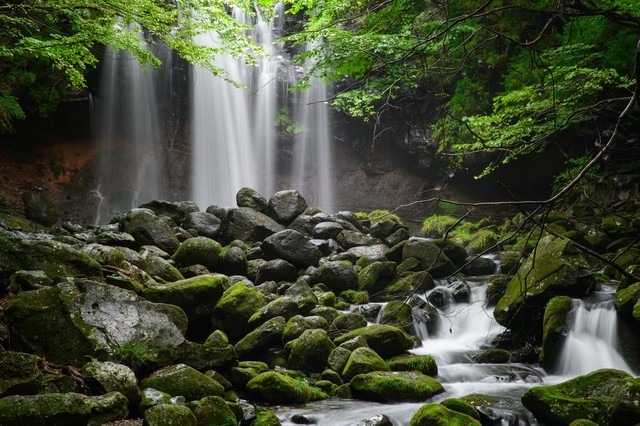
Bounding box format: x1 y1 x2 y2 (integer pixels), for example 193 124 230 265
284 0 640 177
0 0 265 132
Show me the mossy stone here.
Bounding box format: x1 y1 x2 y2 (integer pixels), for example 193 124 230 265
494 235 594 334
333 324 414 358
349 371 444 402
191 396 236 426
234 316 286 360
172 237 222 272
246 371 327 404
615 282 640 319
342 347 390 382
607 376 640 425
251 408 282 426
140 364 224 402
357 261 397 292
143 404 197 426
85 391 129 425
439 398 480 420
288 329 336 373
379 300 413 332
386 353 438 376
212 280 267 341
521 368 632 425
229 361 270 389
409 403 482 426
0 393 91 426
473 348 511 364
540 296 573 368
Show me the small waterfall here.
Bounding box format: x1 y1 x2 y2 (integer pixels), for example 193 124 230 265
291 52 335 211
91 25 167 223
556 298 634 376
191 5 335 211
191 9 259 209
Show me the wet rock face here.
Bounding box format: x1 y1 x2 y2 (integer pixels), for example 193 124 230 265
220 207 284 243
5 280 187 366
266 190 308 224
123 208 180 254
261 229 323 268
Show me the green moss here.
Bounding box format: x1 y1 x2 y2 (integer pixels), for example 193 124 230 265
439 398 481 421
387 271 435 296
387 354 438 376
540 296 574 367
251 408 282 426
421 215 459 238
340 290 369 305
342 347 390 382
350 371 444 402
466 228 499 254
410 403 481 425
246 371 327 404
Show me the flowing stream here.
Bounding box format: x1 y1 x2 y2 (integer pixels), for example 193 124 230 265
275 273 635 425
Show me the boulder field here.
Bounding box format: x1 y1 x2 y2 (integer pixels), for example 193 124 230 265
0 187 639 425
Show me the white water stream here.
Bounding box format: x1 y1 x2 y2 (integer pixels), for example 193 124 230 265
276 277 635 425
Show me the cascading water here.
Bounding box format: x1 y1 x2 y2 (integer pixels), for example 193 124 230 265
555 291 635 376
191 9 259 209
191 5 335 211
291 67 335 211
91 25 165 223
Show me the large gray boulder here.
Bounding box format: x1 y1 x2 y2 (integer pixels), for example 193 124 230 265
266 190 307 224
123 209 180 254
402 238 457 278
0 229 102 282
261 229 323 268
183 211 221 238
220 207 284 243
4 280 187 366
138 200 200 224
82 361 139 405
312 261 358 293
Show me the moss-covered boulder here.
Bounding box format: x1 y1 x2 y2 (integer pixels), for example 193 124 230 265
82 361 139 405
4 280 187 366
615 282 640 321
123 208 180 254
358 261 397 293
402 238 457 278
379 300 413 332
190 396 237 426
235 316 286 360
172 237 222 272
333 324 414 358
143 403 197 426
142 274 229 338
387 271 435 298
0 351 75 397
540 296 574 368
212 280 267 341
342 347 390 382
350 371 444 402
229 361 270 389
328 312 368 337
312 260 358 293
245 371 328 404
251 408 282 426
439 398 481 421
409 403 481 426
140 364 224 402
494 236 595 333
386 353 438 376
0 229 102 281
607 376 640 426
236 187 268 211
85 391 129 425
521 368 632 425
0 393 91 426
283 280 318 315
288 329 336 373
473 348 511 364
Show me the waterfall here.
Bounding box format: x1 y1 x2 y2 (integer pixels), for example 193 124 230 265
555 298 634 376
191 5 335 211
91 25 166 223
291 70 335 211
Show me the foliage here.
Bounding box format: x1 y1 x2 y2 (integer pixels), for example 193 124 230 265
112 340 153 368
357 209 403 225
0 0 265 132
421 215 459 238
285 0 640 176
552 156 602 196
340 289 369 305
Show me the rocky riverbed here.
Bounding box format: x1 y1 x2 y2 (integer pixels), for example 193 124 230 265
1 188 639 425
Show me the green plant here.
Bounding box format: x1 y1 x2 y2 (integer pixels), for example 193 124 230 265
276 107 306 135
340 290 369 305
112 340 153 367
